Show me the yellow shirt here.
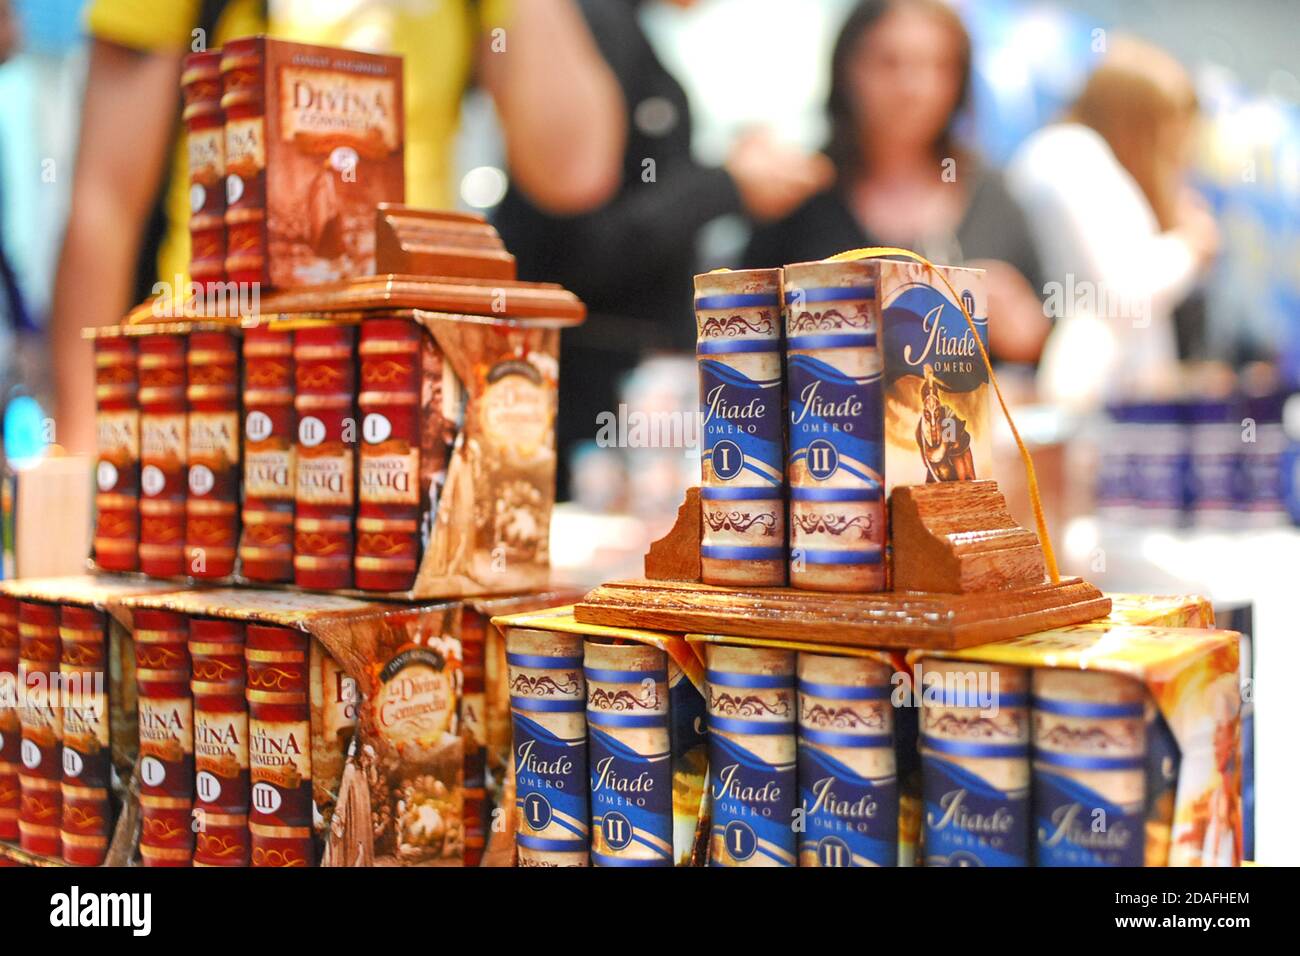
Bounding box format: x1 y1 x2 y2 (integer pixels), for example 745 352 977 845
86 0 510 285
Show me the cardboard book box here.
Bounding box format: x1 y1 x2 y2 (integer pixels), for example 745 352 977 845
107 587 446 866
0 575 182 867
219 36 405 289
484 594 1233 868
682 596 1239 868
313 598 465 866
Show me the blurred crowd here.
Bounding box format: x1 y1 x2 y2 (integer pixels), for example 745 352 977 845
0 0 1294 510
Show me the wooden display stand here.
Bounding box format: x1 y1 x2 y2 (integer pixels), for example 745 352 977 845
575 480 1108 650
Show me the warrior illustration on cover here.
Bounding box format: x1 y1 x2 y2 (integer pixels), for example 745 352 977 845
915 365 976 482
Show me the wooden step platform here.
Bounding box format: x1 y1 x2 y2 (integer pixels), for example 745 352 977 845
575 577 1110 650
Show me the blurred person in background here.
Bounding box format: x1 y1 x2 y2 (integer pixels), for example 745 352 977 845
744 0 1049 366
493 0 835 498
1006 36 1219 411
0 0 33 346
48 0 624 457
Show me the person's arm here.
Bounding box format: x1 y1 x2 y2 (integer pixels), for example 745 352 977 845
51 39 181 456
479 0 626 215
537 132 833 302
1006 127 1204 325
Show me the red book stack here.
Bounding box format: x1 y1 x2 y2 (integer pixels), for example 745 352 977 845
293 326 357 590
16 602 61 857
185 329 241 578
182 50 226 291
134 609 194 867
93 333 140 571
138 334 188 577
460 609 488 866
190 618 250 866
240 327 296 581
246 625 314 867
356 318 424 591
58 605 111 866
0 596 19 842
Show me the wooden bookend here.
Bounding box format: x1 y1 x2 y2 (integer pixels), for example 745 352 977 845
891 479 1046 593
375 204 517 280
644 487 702 582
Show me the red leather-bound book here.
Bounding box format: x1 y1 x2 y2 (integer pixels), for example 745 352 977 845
246 625 314 867
58 605 111 866
138 334 188 578
240 327 296 582
93 333 140 571
189 617 250 867
134 609 194 867
183 50 227 290
293 325 357 590
0 596 22 841
356 318 423 591
17 601 61 858
185 329 241 578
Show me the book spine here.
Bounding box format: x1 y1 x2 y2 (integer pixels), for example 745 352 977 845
1031 669 1146 867
189 618 250 867
183 50 227 291
220 38 267 288
240 327 296 581
293 326 357 590
135 609 194 867
16 601 61 858
584 641 674 866
694 269 786 587
919 659 1029 867
186 330 241 578
781 260 886 592
0 596 17 841
58 605 111 866
93 333 139 571
461 609 488 866
356 318 423 591
139 333 189 578
796 653 897 867
246 625 314 867
705 645 797 866
507 628 589 866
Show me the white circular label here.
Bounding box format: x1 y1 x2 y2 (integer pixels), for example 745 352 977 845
252 781 283 815
196 771 222 803
329 145 359 174
141 464 165 497
362 412 392 445
140 755 166 788
226 173 244 206
63 747 84 778
188 464 215 496
246 410 273 442
298 415 326 448
190 182 206 214
21 739 42 770
97 460 119 492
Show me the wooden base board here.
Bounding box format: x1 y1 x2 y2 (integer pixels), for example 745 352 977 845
575 577 1110 650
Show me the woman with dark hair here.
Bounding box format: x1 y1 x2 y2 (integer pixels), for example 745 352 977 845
744 0 1049 364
